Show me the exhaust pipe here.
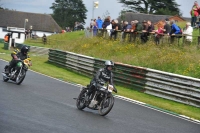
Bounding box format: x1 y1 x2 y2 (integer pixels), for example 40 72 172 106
2 72 9 78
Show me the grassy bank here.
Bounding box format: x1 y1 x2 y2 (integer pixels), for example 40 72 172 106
0 44 200 120
25 27 200 78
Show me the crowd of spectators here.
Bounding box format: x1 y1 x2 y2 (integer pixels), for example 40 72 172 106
89 15 195 44
87 1 200 44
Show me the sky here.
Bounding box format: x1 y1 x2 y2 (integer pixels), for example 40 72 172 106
1 0 199 28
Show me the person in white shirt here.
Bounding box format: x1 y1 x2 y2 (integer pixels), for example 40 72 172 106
183 22 193 42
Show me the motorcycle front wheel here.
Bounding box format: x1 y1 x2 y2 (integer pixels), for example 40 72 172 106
99 94 114 116
16 69 26 85
76 89 87 110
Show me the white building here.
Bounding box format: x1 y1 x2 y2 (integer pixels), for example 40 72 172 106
0 9 61 40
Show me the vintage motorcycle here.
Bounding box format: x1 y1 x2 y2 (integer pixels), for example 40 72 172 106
2 58 31 85
76 83 117 116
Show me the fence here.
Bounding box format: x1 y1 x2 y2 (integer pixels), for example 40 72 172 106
85 28 200 46
48 49 200 108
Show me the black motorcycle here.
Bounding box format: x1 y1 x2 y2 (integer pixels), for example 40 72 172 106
76 84 117 116
2 58 31 85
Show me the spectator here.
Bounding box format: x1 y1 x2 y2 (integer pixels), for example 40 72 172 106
110 19 122 40
96 16 103 29
190 1 199 27
183 22 193 42
170 19 181 35
195 18 200 28
163 18 171 35
42 34 47 44
170 19 181 43
90 19 94 29
74 22 78 31
93 19 98 36
4 33 11 43
155 26 164 45
133 20 143 33
122 21 132 40
102 16 111 29
140 20 155 43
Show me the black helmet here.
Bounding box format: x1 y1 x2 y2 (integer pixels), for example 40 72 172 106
21 45 29 55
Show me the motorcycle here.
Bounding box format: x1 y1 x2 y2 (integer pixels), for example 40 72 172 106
2 58 31 85
76 83 117 116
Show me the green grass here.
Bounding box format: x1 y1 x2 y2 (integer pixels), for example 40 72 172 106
0 43 200 120
25 28 200 78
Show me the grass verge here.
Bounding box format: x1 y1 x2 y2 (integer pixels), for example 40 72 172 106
0 44 200 120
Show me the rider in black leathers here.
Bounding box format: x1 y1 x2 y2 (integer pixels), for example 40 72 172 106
86 60 117 99
5 45 31 76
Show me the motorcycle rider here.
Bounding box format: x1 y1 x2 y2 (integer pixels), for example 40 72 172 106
5 45 32 76
86 60 117 101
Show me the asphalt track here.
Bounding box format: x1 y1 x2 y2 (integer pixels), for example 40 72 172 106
0 60 199 133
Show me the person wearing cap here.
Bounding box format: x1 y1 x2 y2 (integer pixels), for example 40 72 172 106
183 22 193 43
190 1 199 27
163 18 171 35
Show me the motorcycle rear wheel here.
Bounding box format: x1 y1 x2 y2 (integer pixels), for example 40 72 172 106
99 94 114 116
76 89 87 110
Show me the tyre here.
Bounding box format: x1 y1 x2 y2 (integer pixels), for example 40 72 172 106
16 70 26 85
99 94 114 116
76 89 87 110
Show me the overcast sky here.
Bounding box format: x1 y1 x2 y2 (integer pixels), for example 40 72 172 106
1 0 199 28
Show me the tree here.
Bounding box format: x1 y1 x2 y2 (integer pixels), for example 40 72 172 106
0 0 3 9
118 0 181 16
50 0 87 29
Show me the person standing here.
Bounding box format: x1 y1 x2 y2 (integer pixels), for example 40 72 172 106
93 19 98 36
110 19 121 40
190 1 199 27
183 22 193 43
96 16 103 29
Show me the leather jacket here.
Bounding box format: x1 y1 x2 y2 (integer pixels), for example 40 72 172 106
90 68 117 92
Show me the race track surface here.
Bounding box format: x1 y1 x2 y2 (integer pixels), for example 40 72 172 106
0 60 199 133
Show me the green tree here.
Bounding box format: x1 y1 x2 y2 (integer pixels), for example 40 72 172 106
0 0 3 9
118 0 181 16
50 0 87 30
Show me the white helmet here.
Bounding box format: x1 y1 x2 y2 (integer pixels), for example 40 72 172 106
105 60 114 66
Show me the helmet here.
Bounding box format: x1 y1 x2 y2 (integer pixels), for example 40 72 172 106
21 45 29 55
105 60 114 66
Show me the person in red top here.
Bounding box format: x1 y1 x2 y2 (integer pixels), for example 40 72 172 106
190 1 199 27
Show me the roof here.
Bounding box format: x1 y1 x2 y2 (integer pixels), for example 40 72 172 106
122 12 172 24
0 9 61 33
120 12 187 24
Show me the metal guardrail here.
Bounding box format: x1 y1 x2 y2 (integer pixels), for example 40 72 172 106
48 49 200 108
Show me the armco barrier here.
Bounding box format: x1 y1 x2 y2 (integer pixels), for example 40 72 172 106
48 49 200 107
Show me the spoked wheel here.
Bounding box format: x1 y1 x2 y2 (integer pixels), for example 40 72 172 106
16 70 26 85
99 94 114 116
76 89 87 110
